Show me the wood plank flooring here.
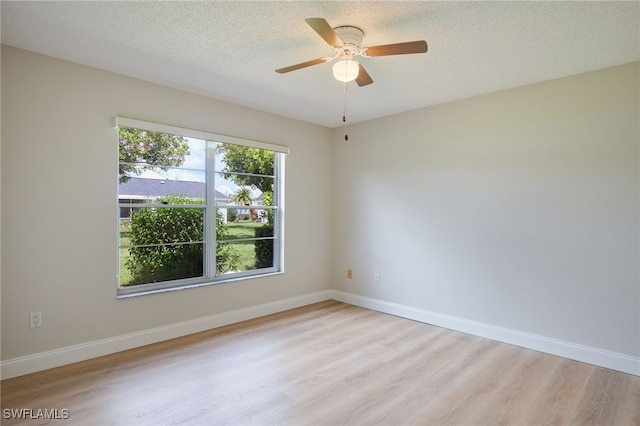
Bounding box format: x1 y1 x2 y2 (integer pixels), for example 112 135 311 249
2 300 639 425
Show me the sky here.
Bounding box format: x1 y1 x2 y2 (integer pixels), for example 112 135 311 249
138 138 257 197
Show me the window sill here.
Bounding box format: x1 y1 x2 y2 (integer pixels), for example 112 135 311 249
116 271 284 299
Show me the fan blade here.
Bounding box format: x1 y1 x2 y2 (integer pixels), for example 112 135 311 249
305 17 344 47
275 58 330 74
355 63 373 87
363 40 428 57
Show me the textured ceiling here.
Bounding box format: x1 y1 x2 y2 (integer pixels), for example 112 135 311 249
2 1 639 128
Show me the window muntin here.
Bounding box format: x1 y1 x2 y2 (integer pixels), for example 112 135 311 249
116 118 285 296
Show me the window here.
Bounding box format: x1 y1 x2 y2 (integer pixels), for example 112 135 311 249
116 117 287 296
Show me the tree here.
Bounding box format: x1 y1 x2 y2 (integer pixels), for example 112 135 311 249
231 186 253 206
230 186 253 222
119 127 190 183
217 143 274 193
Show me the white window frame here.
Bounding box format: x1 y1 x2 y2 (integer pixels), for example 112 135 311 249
116 116 288 297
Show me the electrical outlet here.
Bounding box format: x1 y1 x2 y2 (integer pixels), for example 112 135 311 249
374 273 381 285
347 269 353 279
30 311 42 328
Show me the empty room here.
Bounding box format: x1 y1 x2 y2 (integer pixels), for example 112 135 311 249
1 1 639 424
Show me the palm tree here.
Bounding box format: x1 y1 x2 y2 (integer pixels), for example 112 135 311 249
231 187 252 221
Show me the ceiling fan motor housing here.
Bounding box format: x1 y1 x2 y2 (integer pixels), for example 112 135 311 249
333 26 364 58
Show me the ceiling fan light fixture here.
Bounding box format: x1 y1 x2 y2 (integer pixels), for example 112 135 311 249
333 59 359 82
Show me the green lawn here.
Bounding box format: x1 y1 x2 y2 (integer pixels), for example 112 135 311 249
224 220 262 271
118 224 133 285
225 220 262 239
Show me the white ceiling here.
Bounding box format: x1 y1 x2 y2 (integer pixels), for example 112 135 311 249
2 1 639 128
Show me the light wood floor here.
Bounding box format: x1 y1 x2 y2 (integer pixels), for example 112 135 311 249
2 300 639 425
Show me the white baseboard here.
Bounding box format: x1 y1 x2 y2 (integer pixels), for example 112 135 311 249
3 289 637 379
0 290 333 380
329 290 640 376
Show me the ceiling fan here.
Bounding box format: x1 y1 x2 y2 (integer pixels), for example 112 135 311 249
276 17 428 87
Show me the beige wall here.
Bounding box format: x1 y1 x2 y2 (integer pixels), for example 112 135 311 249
2 45 638 375
1 46 333 361
332 62 639 357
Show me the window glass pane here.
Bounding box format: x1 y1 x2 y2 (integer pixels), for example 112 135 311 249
119 206 205 286
130 206 204 244
119 248 132 286
120 167 206 201
216 239 274 274
219 208 273 239
215 174 273 207
124 242 204 285
119 242 204 286
254 235 276 270
119 129 205 169
215 143 274 176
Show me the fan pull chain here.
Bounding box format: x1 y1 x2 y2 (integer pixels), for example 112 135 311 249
343 81 349 141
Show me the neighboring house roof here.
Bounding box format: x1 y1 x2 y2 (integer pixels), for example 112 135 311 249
118 177 264 203
119 177 228 201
